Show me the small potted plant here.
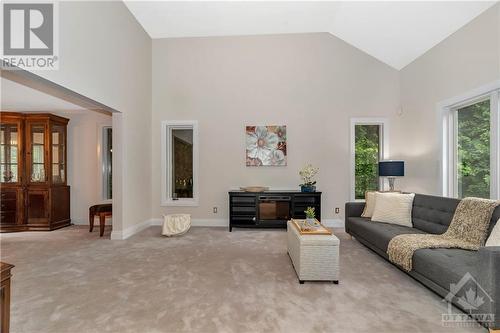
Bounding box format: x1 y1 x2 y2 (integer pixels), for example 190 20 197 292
304 207 316 226
299 164 319 192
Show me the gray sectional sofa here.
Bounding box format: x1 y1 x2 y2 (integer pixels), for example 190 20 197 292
345 193 500 330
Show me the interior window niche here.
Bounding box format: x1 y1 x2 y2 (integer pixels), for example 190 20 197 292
161 121 198 206
102 126 112 200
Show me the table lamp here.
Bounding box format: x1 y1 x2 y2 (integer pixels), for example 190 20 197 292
378 160 404 191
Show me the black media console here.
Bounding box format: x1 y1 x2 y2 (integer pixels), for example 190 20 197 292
228 191 321 232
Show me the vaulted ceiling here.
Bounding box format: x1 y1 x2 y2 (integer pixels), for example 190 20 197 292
125 1 496 70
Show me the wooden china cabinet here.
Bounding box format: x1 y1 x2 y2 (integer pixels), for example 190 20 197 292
0 112 70 232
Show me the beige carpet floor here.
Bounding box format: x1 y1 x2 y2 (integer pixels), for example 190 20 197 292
0 226 486 333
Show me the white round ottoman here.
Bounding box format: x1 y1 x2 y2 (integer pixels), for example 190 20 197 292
162 214 191 237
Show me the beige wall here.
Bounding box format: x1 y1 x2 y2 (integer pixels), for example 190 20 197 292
152 33 401 223
15 2 498 232
396 4 500 195
26 1 152 236
65 111 112 225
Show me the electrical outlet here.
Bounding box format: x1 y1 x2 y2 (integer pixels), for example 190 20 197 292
335 207 340 214
213 207 218 214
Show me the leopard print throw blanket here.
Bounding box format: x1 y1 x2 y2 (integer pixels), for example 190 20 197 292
387 197 499 272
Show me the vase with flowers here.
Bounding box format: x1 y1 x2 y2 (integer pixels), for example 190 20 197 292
304 207 316 226
299 164 319 192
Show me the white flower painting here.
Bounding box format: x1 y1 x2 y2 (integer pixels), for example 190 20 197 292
246 125 287 166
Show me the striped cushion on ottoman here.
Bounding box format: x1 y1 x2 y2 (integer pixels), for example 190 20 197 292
287 220 340 284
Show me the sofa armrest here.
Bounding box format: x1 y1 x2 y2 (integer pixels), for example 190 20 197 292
345 202 365 218
344 202 365 234
478 246 500 329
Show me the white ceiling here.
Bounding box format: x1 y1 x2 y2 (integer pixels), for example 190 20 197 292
1 78 88 114
125 1 496 70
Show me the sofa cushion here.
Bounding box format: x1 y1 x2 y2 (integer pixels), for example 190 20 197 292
361 191 377 218
347 217 426 252
488 207 500 236
412 194 459 234
486 219 500 247
412 248 479 291
411 194 500 236
371 192 415 227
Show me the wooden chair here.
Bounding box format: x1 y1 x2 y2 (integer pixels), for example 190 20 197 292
89 204 112 237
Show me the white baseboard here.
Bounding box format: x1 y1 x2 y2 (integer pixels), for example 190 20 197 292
192 219 227 227
111 218 228 240
110 217 343 240
322 219 344 228
150 218 162 226
110 218 153 240
150 218 228 227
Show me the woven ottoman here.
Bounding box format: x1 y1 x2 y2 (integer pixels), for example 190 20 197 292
287 220 340 284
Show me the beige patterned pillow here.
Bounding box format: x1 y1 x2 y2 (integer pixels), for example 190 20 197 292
361 191 377 218
371 192 415 227
485 219 500 247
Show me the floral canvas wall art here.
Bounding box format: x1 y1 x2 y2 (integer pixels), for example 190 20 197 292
246 125 287 166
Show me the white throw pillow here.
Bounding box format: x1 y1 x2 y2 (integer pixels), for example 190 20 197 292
361 191 377 218
371 192 415 227
485 219 500 247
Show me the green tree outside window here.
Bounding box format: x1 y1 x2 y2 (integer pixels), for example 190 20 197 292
457 100 490 199
355 125 380 199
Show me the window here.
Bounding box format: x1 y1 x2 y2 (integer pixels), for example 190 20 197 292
161 121 199 206
457 100 490 198
443 86 499 199
101 127 112 200
350 118 388 200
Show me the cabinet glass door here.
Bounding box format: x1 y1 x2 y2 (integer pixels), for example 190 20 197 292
30 124 46 183
0 123 20 183
51 125 65 184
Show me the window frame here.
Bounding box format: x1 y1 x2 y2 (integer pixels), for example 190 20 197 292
161 120 199 207
440 81 500 199
350 118 389 201
97 125 113 202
